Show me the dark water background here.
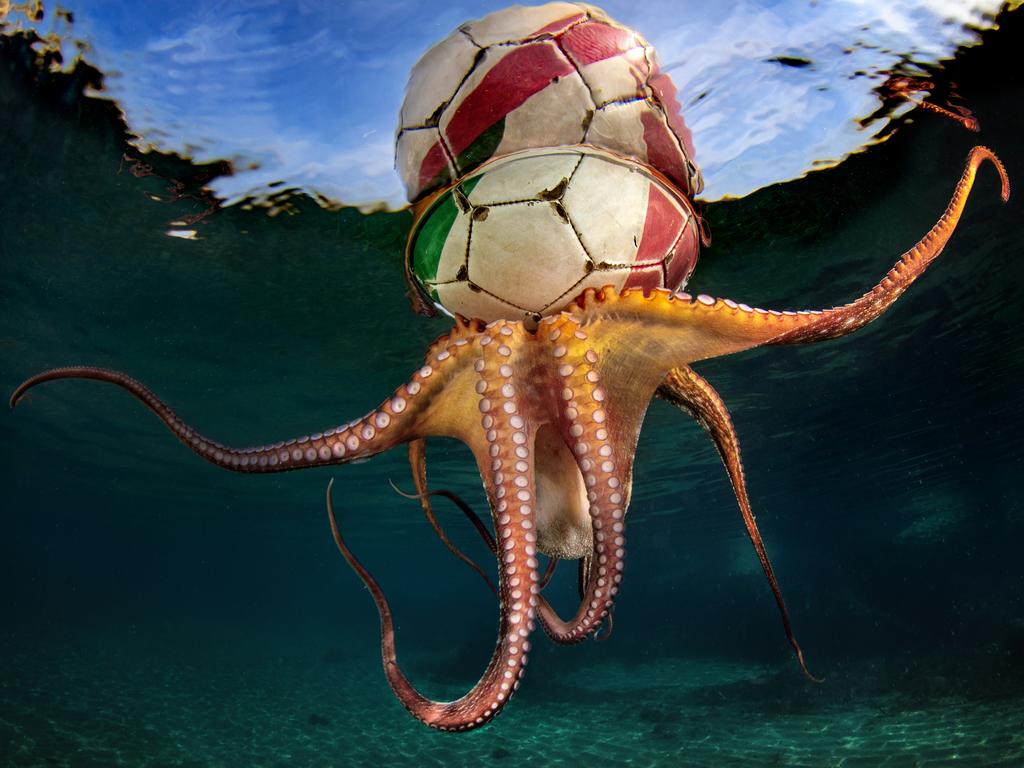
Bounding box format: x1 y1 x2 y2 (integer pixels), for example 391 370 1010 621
2 8 1023 768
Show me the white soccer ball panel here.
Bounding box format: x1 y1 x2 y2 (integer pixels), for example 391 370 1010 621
466 151 581 205
400 32 480 129
562 154 648 266
436 281 533 323
462 2 587 46
468 203 589 312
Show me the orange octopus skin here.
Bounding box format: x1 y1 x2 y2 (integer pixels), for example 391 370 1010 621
9 146 1009 731
882 75 981 133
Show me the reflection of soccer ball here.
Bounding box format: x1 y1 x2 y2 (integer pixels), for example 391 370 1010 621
407 146 700 322
395 2 702 204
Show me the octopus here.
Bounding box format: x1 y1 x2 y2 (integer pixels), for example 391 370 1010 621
862 73 981 134
10 146 1008 731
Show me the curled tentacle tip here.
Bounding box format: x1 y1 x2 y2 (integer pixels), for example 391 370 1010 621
971 145 1011 201
797 650 824 684
594 614 614 642
803 670 825 685
994 163 1011 203
387 479 419 500
10 380 32 409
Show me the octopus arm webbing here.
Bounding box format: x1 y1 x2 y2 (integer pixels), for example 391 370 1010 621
658 365 820 682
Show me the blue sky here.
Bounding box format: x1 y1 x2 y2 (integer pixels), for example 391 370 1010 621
3 0 1004 209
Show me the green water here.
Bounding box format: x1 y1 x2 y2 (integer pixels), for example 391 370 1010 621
2 12 1023 768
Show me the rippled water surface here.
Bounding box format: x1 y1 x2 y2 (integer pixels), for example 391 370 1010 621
2 2 1023 766
1 0 1011 206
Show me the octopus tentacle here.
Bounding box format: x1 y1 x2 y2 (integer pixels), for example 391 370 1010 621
577 555 591 601
765 145 1008 345
404 439 497 595
594 611 614 641
407 440 498 553
330 381 541 731
577 554 615 640
404 442 591 647
8 366 435 472
405 428 599 647
8 325 484 473
570 146 1009 367
880 76 979 133
405 445 608 647
327 476 530 732
914 99 980 133
658 365 821 682
332 320 544 731
539 557 558 590
536 347 630 645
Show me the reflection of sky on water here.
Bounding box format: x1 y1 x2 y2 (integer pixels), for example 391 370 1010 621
3 0 1004 208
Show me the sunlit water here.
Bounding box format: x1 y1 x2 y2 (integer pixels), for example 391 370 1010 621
1 3 1023 767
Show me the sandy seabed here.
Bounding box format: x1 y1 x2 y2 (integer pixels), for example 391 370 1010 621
1 629 1021 768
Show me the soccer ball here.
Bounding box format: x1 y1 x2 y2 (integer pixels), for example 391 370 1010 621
395 2 702 204
406 146 701 322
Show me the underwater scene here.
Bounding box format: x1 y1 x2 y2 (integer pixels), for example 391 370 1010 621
2 0 1023 765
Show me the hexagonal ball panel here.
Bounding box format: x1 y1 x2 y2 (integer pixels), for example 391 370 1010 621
467 201 589 313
